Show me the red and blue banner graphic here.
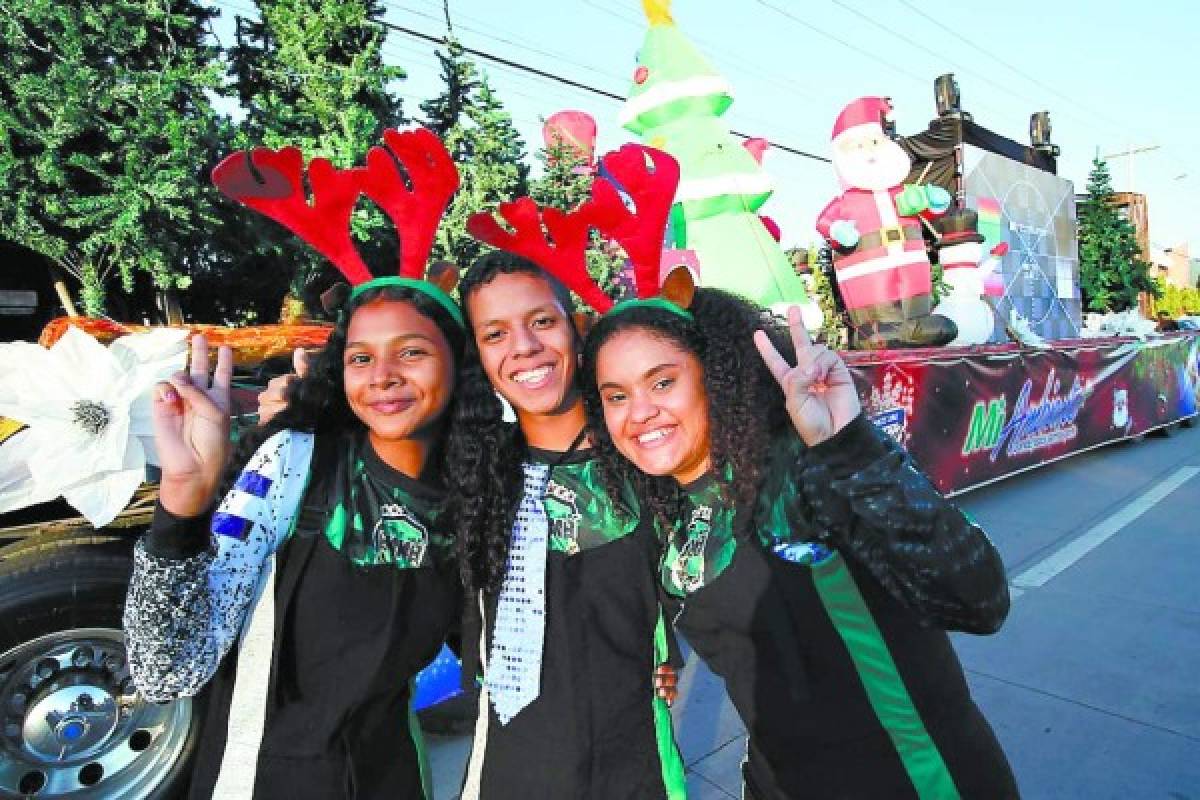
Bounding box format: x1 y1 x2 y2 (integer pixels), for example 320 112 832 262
846 333 1200 495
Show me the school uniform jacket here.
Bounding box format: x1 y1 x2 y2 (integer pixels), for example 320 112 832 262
124 429 458 799
460 446 687 800
661 414 1018 800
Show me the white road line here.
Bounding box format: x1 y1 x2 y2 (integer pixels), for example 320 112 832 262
1010 466 1200 591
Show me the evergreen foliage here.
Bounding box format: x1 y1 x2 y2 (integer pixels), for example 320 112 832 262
220 0 407 319
422 38 528 270
1077 157 1158 312
529 137 627 302
0 0 225 316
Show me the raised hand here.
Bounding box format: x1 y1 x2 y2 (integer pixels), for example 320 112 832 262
829 219 860 249
753 307 862 447
152 335 234 517
256 347 310 427
925 184 952 214
895 184 930 216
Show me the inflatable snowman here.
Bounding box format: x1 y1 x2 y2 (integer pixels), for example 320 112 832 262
816 97 957 349
932 208 1007 346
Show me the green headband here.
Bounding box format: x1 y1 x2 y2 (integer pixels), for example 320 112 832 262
605 296 694 321
349 276 464 327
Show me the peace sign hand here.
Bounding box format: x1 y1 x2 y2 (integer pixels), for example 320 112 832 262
753 307 862 447
152 335 234 517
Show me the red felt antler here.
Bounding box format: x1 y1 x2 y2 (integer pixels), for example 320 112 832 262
465 145 680 312
212 146 372 284
467 197 615 313
363 128 460 279
590 145 679 299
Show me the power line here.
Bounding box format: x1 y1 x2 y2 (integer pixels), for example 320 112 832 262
583 0 832 106
753 0 929 87
384 0 632 91
894 0 1196 181
824 0 1028 125
208 0 830 162
891 0 1137 137
384 3 825 160
377 18 830 162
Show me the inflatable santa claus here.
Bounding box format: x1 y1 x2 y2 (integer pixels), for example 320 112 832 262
816 96 957 349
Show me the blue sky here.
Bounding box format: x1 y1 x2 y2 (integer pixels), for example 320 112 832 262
209 0 1199 253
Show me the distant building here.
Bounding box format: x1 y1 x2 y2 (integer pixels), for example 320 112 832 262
1150 243 1197 289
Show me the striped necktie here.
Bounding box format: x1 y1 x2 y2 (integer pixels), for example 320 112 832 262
486 462 551 725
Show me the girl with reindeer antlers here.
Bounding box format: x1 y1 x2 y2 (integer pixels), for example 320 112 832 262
124 128 470 799
475 146 1018 799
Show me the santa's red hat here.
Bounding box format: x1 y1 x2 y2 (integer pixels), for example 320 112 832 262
831 96 893 141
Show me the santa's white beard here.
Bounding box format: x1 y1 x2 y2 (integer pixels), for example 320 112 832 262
834 141 911 191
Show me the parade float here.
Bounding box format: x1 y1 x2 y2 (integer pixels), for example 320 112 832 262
612 0 1199 495
827 80 1199 494
1 4 1197 796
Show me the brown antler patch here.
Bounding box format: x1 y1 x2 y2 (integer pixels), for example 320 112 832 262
320 282 352 314
572 310 596 338
426 260 460 294
660 266 696 310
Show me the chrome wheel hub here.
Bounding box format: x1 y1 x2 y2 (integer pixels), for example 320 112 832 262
0 629 192 798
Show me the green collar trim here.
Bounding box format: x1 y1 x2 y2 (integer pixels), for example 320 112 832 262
606 296 693 321
349 277 464 327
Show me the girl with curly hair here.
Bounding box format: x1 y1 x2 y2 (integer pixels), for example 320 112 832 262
580 288 1018 799
124 282 466 799
444 251 686 800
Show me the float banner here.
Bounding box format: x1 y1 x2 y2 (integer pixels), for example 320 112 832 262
848 334 1200 495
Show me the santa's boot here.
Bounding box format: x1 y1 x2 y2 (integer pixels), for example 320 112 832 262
848 299 957 349
847 302 905 350
897 295 958 347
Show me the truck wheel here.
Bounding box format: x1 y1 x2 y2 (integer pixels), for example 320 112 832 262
0 534 201 799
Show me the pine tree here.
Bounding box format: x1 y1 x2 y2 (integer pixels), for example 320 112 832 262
1077 157 1158 312
221 0 406 320
422 41 529 270
530 137 627 300
0 0 225 317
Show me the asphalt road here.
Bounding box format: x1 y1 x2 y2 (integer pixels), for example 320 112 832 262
429 422 1200 799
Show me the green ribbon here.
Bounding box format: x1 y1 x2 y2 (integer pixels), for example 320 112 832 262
349 276 464 328
811 553 961 800
652 612 688 800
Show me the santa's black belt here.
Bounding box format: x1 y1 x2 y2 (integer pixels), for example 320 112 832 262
854 224 923 251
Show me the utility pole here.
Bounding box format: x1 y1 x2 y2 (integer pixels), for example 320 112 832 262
1103 144 1160 193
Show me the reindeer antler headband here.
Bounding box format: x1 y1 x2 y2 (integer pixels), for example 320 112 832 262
211 127 464 326
467 144 694 320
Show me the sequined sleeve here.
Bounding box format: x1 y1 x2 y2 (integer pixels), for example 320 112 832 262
123 430 314 701
791 415 1010 634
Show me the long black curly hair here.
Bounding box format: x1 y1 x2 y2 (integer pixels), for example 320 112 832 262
225 283 467 493
443 250 579 597
580 288 795 530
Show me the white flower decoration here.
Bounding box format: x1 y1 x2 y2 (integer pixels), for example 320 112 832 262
0 326 189 527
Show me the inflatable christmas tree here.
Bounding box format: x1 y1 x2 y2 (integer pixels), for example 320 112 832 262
619 0 818 322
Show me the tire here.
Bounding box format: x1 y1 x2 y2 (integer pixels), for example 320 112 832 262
0 533 203 799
